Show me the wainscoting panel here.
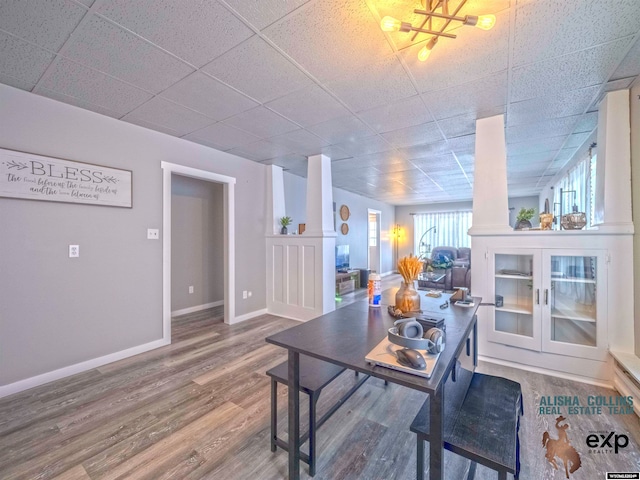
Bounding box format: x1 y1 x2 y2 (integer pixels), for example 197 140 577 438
266 235 335 321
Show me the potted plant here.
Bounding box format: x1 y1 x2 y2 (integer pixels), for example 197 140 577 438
279 216 292 234
515 207 535 230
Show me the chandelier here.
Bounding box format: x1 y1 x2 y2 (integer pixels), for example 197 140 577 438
380 0 496 62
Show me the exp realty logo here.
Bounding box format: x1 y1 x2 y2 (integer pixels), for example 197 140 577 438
586 431 630 454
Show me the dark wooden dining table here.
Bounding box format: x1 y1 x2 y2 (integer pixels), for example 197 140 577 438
265 288 480 480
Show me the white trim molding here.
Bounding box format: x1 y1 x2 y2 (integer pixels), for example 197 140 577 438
161 162 236 339
232 308 269 324
171 300 224 317
0 339 169 399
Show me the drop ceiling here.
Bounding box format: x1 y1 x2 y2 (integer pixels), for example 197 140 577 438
1 0 638 205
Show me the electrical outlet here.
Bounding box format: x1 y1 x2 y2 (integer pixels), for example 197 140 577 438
248 291 252 297
188 286 194 294
243 290 248 299
69 245 79 258
147 228 159 239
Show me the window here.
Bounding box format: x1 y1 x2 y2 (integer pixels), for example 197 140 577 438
368 216 377 247
413 210 472 257
552 152 597 228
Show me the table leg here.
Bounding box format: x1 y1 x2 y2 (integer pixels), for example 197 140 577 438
288 350 300 480
429 386 445 480
473 316 478 367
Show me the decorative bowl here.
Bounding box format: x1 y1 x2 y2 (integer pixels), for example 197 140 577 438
561 212 586 230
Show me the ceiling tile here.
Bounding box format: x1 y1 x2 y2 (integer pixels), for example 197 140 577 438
447 134 476 155
123 97 215 136
325 55 417 112
381 122 443 148
0 72 35 91
403 9 509 92
563 132 591 149
507 85 600 127
223 106 300 138
0 31 55 85
396 140 451 160
263 0 393 82
333 134 395 157
226 139 295 161
36 87 123 119
0 0 86 51
221 0 311 30
507 135 566 155
203 36 313 103
63 15 194 94
317 145 352 161
160 72 258 121
96 0 254 67
268 129 330 155
123 116 185 137
261 154 308 172
358 95 432 134
507 115 581 144
512 0 640 67
510 38 633 102
307 115 375 144
573 112 598 133
265 85 350 127
437 114 477 139
36 57 153 116
612 37 640 80
422 72 508 120
186 122 262 150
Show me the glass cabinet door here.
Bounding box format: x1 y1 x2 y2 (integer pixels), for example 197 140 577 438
490 250 541 351
542 250 607 360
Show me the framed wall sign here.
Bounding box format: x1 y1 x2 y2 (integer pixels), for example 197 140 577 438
0 148 132 208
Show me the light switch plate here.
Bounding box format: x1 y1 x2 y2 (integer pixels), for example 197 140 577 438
69 245 79 257
147 228 159 239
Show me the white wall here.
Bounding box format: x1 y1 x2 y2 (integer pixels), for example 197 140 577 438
0 85 268 388
282 172 396 275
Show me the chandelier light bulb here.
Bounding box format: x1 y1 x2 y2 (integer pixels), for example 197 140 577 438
380 16 402 32
418 45 432 62
475 14 496 30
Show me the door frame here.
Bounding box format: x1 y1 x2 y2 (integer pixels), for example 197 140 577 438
161 162 236 343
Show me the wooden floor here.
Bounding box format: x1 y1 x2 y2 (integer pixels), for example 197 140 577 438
2 278 640 479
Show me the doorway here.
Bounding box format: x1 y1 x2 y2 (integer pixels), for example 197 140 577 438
170 175 224 318
161 162 236 343
368 209 381 274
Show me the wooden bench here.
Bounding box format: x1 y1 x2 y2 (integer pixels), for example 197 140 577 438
267 355 370 476
410 369 523 480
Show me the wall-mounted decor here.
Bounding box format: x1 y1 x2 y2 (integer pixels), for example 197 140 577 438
340 204 350 221
298 223 306 234
341 223 349 235
0 148 132 208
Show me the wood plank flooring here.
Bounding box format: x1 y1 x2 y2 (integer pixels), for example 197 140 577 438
1 278 640 479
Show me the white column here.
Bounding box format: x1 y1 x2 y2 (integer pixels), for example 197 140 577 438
266 165 286 235
305 154 335 236
593 90 633 232
468 114 512 235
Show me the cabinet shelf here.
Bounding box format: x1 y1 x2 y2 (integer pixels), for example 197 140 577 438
551 309 596 322
496 304 533 315
495 274 532 280
551 277 596 284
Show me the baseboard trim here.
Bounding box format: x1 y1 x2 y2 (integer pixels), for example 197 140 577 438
478 355 613 389
230 308 268 325
0 338 170 399
381 270 395 277
171 300 224 317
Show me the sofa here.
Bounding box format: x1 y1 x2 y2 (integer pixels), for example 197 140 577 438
419 246 471 292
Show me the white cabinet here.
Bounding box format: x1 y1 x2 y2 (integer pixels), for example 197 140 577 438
488 248 607 361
